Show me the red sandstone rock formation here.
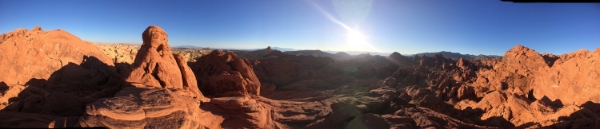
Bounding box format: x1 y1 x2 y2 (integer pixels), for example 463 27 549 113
533 49 600 105
0 26 116 88
192 50 261 97
124 26 184 89
0 26 121 116
78 26 208 128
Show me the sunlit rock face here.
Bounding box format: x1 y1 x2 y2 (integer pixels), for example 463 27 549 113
0 26 120 118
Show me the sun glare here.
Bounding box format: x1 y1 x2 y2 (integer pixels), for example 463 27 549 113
308 0 379 52
346 29 368 47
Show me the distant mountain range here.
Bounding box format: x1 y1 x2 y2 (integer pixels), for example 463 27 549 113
409 51 502 59
172 45 502 59
172 46 295 52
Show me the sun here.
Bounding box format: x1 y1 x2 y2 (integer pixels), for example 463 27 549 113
346 29 368 47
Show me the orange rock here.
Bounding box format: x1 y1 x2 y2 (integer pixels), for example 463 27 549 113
124 26 184 89
0 26 115 88
192 50 261 97
533 49 600 105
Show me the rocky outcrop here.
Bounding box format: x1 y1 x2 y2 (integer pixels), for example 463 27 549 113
387 52 413 66
96 43 139 64
124 26 184 89
0 26 116 88
192 50 261 97
533 49 600 105
79 26 208 128
470 45 544 95
171 49 212 62
0 26 121 117
96 43 212 64
114 26 201 98
79 87 206 128
208 97 274 128
173 54 204 98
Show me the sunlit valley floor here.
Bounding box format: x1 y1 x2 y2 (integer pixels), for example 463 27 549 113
1 26 600 128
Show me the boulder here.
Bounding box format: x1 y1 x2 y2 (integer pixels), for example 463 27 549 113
192 50 261 97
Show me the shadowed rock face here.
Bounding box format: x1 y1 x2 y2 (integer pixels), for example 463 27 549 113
192 50 261 97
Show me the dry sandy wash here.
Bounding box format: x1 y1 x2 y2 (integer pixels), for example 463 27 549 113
1 26 600 129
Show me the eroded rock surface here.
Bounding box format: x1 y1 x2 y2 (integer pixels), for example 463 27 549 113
80 87 205 128
192 50 261 97
533 49 600 105
97 43 212 64
0 26 122 128
81 26 273 129
0 26 117 91
78 26 210 128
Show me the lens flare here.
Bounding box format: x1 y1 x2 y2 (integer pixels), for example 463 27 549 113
308 0 379 52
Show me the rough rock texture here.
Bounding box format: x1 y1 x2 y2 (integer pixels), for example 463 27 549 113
171 48 212 62
96 43 139 64
0 26 121 113
192 50 261 97
78 26 209 128
0 26 122 128
79 87 206 129
97 43 212 64
533 49 600 105
173 54 204 98
124 26 184 89
0 26 116 88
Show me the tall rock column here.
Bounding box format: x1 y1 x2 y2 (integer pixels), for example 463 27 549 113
124 26 182 89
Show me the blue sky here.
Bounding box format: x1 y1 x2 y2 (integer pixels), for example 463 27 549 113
1 0 599 55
